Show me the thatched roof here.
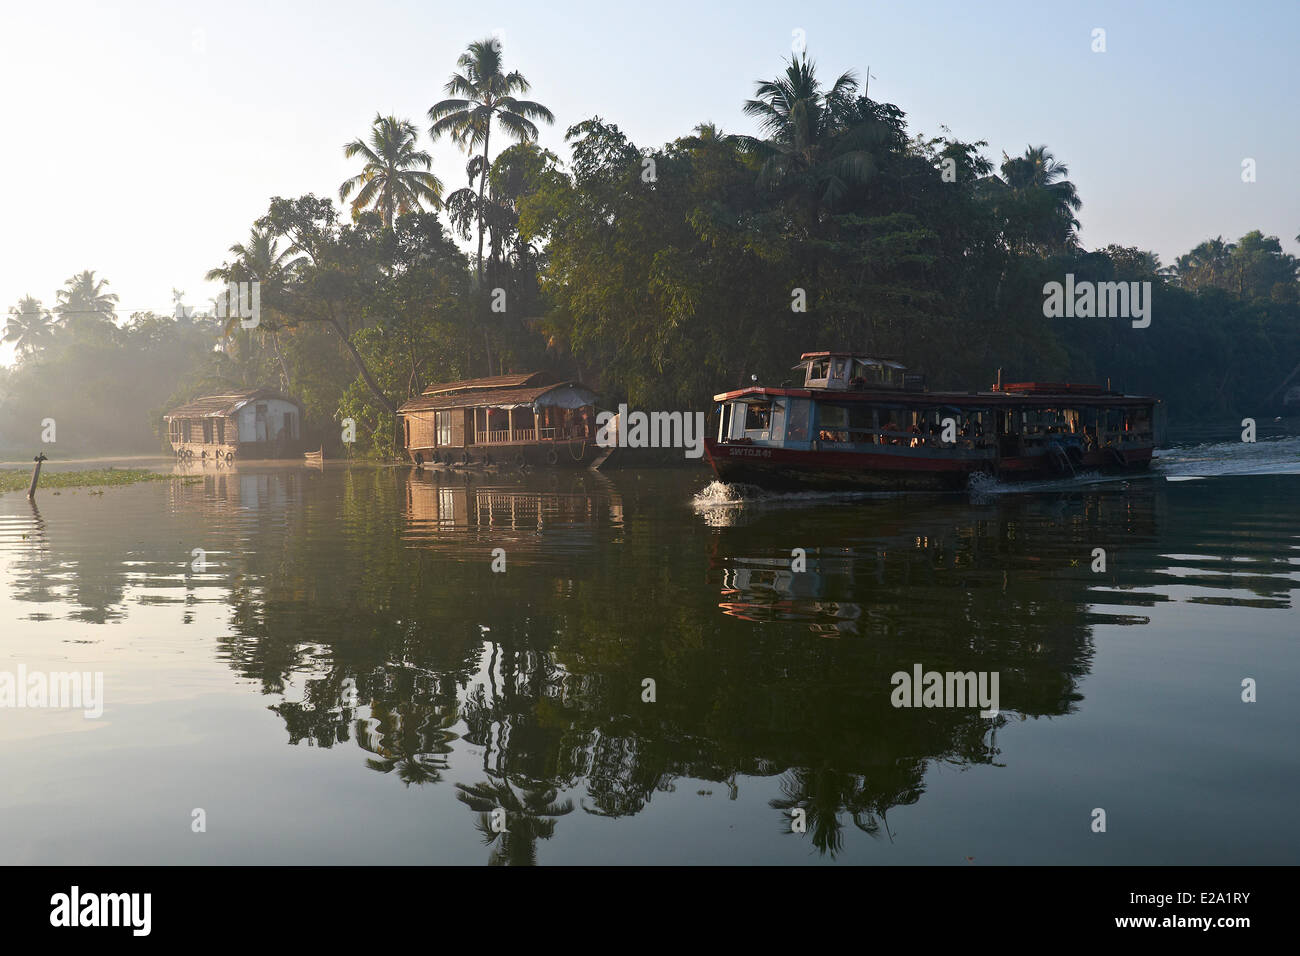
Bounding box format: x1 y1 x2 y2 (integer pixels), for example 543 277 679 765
165 388 299 420
400 381 595 413
419 371 557 397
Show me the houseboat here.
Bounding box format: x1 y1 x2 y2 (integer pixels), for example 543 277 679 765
164 388 304 461
397 371 601 467
703 352 1159 491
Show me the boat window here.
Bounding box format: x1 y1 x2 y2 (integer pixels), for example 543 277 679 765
436 410 454 446
769 398 787 438
816 403 871 442
853 361 884 386
727 402 748 439
744 403 772 431
785 399 811 441
820 405 848 428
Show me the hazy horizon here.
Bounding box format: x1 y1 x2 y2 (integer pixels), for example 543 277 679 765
2 0 1297 366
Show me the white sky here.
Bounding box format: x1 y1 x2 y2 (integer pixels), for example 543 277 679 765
2 0 1297 366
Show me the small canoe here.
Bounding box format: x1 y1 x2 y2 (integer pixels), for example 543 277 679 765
303 448 324 464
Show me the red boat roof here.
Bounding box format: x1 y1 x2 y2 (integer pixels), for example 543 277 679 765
993 382 1108 395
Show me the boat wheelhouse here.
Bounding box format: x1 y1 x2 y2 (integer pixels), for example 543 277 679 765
164 389 304 461
397 371 600 467
703 351 1159 491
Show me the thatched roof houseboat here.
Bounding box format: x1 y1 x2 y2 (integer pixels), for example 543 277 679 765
164 388 303 461
397 371 600 467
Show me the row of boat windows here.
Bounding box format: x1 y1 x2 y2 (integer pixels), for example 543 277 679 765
721 399 1152 445
805 358 906 389
406 406 595 448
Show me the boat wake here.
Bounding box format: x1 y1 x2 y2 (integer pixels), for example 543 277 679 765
1152 435 1300 479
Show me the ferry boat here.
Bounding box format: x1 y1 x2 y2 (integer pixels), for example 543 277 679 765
703 352 1159 491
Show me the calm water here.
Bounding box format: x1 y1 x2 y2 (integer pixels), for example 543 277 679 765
1 438 1298 864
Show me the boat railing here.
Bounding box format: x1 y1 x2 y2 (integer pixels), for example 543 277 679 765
475 425 591 445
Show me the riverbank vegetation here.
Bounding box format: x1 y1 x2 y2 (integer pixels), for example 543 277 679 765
3 41 1297 458
0 467 179 495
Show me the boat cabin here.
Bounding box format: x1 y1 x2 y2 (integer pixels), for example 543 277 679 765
397 371 600 466
164 389 303 461
794 352 919 391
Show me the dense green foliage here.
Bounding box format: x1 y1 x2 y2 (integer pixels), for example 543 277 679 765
4 47 1297 458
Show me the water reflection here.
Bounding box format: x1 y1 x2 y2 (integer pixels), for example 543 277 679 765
2 464 1297 862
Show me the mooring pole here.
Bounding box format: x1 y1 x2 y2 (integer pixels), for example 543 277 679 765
27 453 47 501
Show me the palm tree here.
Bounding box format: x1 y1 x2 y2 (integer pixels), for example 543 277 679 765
737 54 873 224
1175 236 1237 291
456 777 573 866
4 296 54 358
339 114 443 229
995 145 1082 252
428 38 554 284
54 270 119 335
206 225 305 389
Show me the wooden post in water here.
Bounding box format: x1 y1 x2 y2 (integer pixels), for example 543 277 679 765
27 453 48 501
